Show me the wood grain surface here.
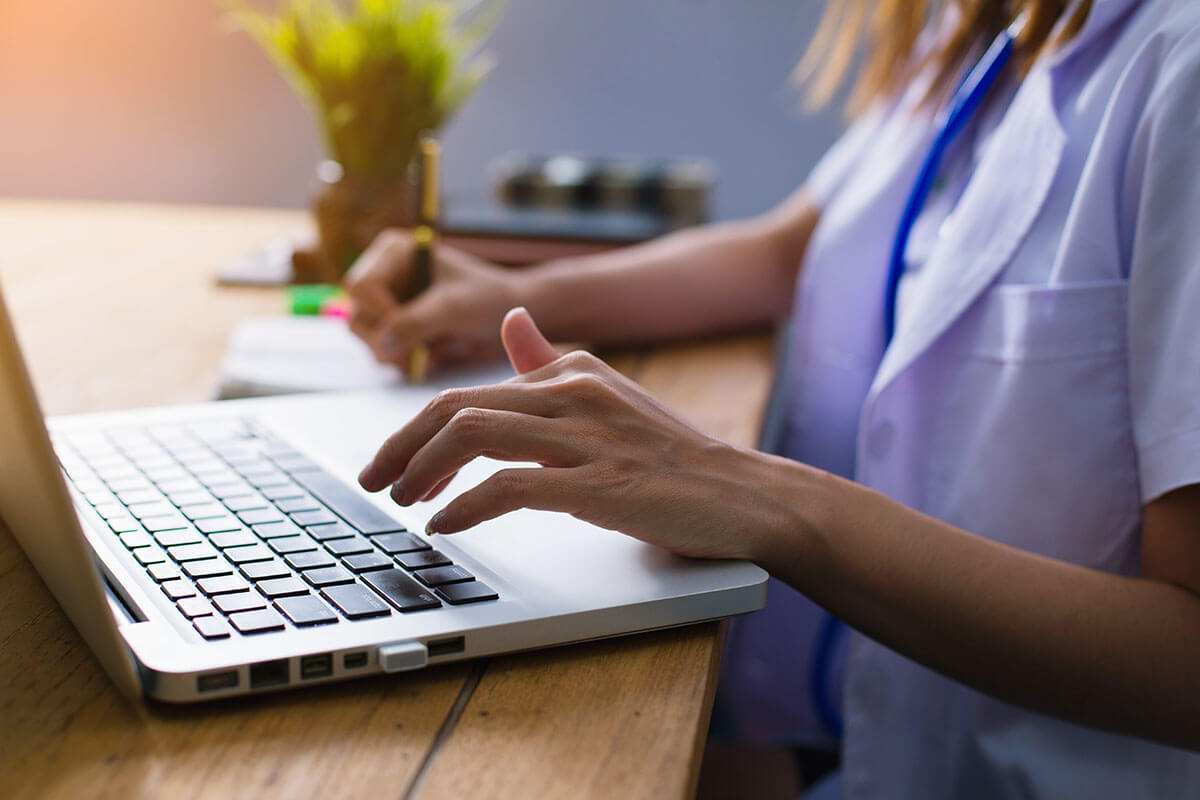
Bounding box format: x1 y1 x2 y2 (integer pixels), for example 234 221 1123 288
0 201 774 800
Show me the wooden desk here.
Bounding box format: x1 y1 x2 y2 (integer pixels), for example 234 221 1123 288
0 201 774 800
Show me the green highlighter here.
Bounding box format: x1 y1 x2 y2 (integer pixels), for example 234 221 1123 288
289 284 342 315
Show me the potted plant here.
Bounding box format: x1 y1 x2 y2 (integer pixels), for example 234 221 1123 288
230 0 501 283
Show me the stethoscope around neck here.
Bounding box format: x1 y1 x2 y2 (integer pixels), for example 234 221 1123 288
809 12 1029 740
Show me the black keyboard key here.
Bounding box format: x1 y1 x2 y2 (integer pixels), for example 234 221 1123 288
153 528 204 548
128 502 177 520
256 577 309 598
246 470 290 489
285 550 336 571
268 535 317 555
436 581 499 605
133 547 168 566
197 574 251 595
93 503 126 520
343 552 393 573
323 535 373 557
208 481 253 500
237 508 285 526
306 521 358 541
290 469 408 535
276 495 321 514
228 608 286 634
302 565 355 587
196 515 242 534
240 559 292 581
209 529 257 549
106 516 141 534
167 489 211 507
161 579 196 600
414 565 474 587
180 503 227 521
213 591 267 614
224 494 268 512
117 488 162 506
362 569 441 612
177 596 215 618
321 584 391 619
396 550 452 571
275 595 338 626
372 531 430 555
167 542 221 562
147 562 182 582
223 544 274 564
193 615 232 639
183 558 234 579
118 530 154 549
290 509 337 527
72 477 106 495
261 482 305 501
141 514 191 532
83 489 114 507
253 520 303 539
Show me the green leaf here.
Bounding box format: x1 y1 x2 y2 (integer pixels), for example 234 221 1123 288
224 0 504 178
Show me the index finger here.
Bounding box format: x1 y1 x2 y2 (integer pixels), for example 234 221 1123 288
357 380 559 492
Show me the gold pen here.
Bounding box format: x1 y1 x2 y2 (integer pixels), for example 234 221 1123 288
407 135 440 383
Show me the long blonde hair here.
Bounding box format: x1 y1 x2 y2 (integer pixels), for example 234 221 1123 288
799 0 1094 113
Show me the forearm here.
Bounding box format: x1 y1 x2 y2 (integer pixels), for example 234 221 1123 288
749 454 1200 749
514 191 819 345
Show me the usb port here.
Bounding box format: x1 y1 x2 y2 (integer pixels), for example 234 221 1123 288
249 659 289 689
197 670 238 693
427 636 465 658
300 653 333 680
343 651 368 670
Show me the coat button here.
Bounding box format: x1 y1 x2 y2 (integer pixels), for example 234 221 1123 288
865 420 895 459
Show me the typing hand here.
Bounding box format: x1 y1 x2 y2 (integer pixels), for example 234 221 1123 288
357 308 779 562
343 229 522 372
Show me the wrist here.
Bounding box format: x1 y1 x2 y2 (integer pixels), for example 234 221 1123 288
506 261 576 341
736 449 839 582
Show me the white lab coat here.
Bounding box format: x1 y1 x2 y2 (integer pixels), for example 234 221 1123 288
769 0 1200 795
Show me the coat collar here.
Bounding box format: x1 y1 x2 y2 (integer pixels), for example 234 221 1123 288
1049 0 1145 71
864 0 1140 398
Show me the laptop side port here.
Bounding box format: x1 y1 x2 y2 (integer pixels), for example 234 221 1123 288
249 659 289 689
197 670 238 693
343 651 368 670
427 636 465 658
300 653 333 680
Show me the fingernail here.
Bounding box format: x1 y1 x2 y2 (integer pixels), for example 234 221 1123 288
358 463 378 489
390 477 406 505
425 511 445 535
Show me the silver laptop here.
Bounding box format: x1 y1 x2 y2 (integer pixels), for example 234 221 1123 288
0 281 766 702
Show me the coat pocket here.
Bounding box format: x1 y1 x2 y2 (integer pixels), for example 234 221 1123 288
962 280 1128 362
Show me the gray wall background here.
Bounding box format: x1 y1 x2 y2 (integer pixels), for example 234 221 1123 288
0 0 840 222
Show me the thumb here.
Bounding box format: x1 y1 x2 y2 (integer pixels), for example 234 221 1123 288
501 307 558 374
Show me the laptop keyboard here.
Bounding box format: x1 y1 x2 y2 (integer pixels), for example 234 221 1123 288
52 418 498 640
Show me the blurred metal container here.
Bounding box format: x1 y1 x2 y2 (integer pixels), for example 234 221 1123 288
489 152 715 228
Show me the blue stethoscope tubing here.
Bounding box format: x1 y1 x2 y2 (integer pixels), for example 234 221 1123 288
809 17 1023 740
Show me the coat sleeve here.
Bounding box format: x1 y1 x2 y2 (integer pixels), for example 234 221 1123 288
1125 23 1200 502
